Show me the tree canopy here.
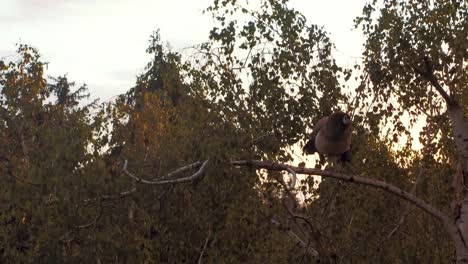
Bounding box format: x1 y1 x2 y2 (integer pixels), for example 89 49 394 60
0 0 467 263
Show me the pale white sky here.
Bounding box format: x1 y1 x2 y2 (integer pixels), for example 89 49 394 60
0 0 366 101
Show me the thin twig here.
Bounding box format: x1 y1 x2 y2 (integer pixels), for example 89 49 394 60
382 108 434 243
197 225 212 264
270 218 319 257
76 200 103 229
9 172 43 187
0 151 42 188
272 172 323 253
382 158 426 243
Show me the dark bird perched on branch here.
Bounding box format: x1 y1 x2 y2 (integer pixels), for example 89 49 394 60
303 111 352 163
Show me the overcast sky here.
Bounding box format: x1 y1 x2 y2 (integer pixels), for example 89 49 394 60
0 0 366 101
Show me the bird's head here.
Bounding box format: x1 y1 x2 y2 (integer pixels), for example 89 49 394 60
342 113 351 126
329 111 352 128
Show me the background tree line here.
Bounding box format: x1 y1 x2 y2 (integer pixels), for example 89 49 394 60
0 0 466 262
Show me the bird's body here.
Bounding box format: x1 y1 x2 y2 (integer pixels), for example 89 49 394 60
303 112 352 162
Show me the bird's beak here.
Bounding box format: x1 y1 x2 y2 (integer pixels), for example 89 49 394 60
343 116 351 125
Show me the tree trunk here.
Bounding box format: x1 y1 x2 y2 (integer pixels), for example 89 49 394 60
447 103 468 263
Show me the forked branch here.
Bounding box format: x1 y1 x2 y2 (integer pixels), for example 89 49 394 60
412 56 454 105
84 160 208 204
123 159 209 185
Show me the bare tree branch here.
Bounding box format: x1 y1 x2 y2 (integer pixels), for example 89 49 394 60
384 210 413 241
123 160 209 185
412 56 468 260
197 225 212 264
84 161 207 204
270 218 319 257
0 157 43 187
383 133 431 243
76 201 103 229
412 57 454 105
427 74 454 106
156 161 203 180
232 160 459 238
9 172 44 187
100 188 137 200
285 167 297 190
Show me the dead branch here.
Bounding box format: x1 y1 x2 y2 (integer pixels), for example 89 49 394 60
101 188 137 200
156 161 203 180
123 160 209 185
83 161 207 204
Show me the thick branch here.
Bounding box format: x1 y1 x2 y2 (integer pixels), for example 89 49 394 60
156 161 203 180
412 57 454 105
427 75 454 106
123 160 209 185
232 160 456 232
412 56 468 262
410 57 467 154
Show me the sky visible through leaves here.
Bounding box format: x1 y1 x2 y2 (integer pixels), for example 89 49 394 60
0 0 364 101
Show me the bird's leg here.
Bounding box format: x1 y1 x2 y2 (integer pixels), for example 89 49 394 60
340 150 352 163
330 155 354 172
326 156 341 171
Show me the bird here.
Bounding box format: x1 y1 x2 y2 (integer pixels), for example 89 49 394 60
303 111 352 163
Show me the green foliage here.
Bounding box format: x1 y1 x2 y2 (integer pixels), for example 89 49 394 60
354 0 467 160
0 0 466 262
198 0 346 162
0 45 99 261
